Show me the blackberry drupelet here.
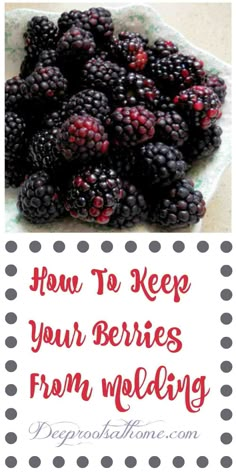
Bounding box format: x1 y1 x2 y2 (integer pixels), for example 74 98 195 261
174 85 222 129
109 181 148 228
25 66 68 104
24 16 58 61
113 72 161 110
64 90 110 125
155 110 189 147
77 7 114 42
149 53 206 94
137 141 187 188
5 76 29 111
56 26 96 64
56 114 109 161
36 49 58 68
205 73 227 104
58 10 82 36
64 165 123 224
182 125 223 162
149 178 206 228
5 111 26 154
108 31 148 71
81 58 127 98
110 106 156 147
27 128 63 171
17 170 64 224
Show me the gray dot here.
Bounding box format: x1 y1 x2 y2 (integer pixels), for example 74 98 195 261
5 432 17 444
5 289 17 301
149 241 161 253
221 313 232 325
221 385 232 397
77 241 89 253
125 241 137 253
5 337 17 348
53 457 65 468
29 456 41 468
77 456 89 468
221 433 232 445
221 361 232 373
173 241 185 253
221 409 232 421
5 456 17 468
221 265 233 277
5 361 17 372
5 265 17 276
221 289 232 301
5 312 17 324
173 456 185 468
101 456 113 468
53 241 65 253
197 241 209 252
5 408 17 420
149 456 161 467
5 384 17 396
221 241 232 253
221 337 232 349
220 456 232 468
197 456 209 468
29 241 41 253
125 456 137 468
101 241 113 253
5 241 17 253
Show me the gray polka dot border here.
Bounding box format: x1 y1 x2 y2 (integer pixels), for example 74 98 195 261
3 240 233 469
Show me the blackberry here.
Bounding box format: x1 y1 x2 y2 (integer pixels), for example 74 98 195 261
56 26 96 64
149 53 206 94
182 125 223 162
110 106 156 147
174 85 222 129
17 171 64 224
58 10 82 36
5 76 29 111
149 178 206 228
25 66 68 104
81 58 127 98
113 72 160 110
5 154 28 188
27 129 63 172
36 49 58 68
20 55 37 78
137 141 187 188
155 110 189 147
75 7 114 42
24 16 58 61
5 111 26 154
64 165 123 224
109 181 148 228
56 114 109 161
108 31 148 71
64 90 110 125
105 147 137 180
149 38 179 59
42 106 68 129
205 73 227 104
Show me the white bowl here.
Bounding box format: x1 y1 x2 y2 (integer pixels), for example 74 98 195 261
5 5 232 233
